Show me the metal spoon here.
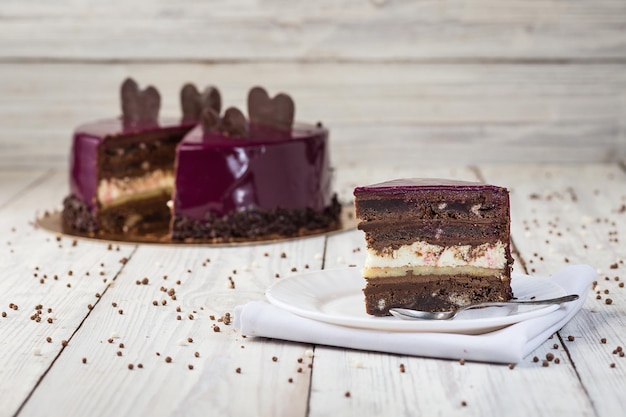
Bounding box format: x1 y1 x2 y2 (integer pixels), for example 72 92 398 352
388 294 579 320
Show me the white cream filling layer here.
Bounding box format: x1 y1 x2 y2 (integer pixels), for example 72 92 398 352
364 240 507 271
98 169 174 208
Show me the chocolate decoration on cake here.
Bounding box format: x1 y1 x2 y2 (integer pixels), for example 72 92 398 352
247 86 295 131
180 83 222 123
121 78 161 127
220 107 248 138
200 107 248 138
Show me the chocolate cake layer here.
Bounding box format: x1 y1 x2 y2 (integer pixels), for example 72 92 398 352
364 273 512 316
171 195 341 242
63 193 171 235
359 219 510 250
354 178 509 222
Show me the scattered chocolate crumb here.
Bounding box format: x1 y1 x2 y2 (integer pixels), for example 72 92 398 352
297 367 303 373
194 352 200 358
288 378 293 383
46 337 52 343
610 263 618 269
1 312 6 317
508 363 515 369
82 357 87 364
152 300 158 306
553 344 559 349
554 358 561 364
165 356 172 363
272 356 278 362
281 252 287 258
568 335 575 342
187 337 193 343
236 367 241 373
606 298 613 305
297 358 303 363
188 314 194 320
461 401 467 407
108 338 114 344
128 364 134 370
546 353 555 361
459 359 465 365
119 343 125 349
119 257 128 264
176 315 182 320
68 270 73 276
118 309 124 315
601 338 607 344
264 252 269 257
137 363 143 369
344 391 351 398
542 360 549 367
61 340 68 347
116 351 122 357
188 364 194 370
399 363 405 373
112 302 118 307
213 325 220 332
610 363 616 368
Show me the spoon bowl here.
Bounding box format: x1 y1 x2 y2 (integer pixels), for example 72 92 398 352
388 294 579 321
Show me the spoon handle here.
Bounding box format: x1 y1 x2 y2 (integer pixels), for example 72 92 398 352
468 294 579 309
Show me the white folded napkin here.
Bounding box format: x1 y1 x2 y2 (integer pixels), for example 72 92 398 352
234 265 595 363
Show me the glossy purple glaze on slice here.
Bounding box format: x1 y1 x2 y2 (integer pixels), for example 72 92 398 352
354 178 504 197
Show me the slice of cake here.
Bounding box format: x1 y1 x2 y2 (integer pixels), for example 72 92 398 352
354 178 513 316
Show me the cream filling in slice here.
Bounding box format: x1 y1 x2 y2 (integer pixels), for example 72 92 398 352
363 240 508 278
98 169 174 208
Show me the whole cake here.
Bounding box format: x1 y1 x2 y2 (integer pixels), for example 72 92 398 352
62 79 341 241
354 178 513 316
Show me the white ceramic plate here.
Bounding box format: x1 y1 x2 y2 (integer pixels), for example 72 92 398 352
265 268 567 334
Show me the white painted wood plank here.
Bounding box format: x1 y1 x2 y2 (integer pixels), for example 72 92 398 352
0 171 136 417
1 0 625 60
18 231 327 416
0 170 48 207
0 62 624 169
479 163 626 417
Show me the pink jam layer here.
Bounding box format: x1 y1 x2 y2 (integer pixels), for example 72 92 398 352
172 123 333 220
69 118 194 210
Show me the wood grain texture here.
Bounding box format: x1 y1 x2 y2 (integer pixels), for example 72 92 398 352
1 0 625 61
480 163 626 417
0 62 624 169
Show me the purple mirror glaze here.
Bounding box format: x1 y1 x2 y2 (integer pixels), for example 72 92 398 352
69 117 195 210
173 123 332 220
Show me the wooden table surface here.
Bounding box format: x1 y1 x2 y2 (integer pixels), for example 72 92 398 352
0 162 624 417
1 1 626 415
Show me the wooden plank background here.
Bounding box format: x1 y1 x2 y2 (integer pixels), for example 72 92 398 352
0 0 625 170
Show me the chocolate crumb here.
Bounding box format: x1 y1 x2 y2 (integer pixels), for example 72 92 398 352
236 367 241 373
281 252 287 258
461 401 467 407
542 360 549 367
345 391 351 398
508 363 515 369
128 364 134 370
119 343 125 349
399 363 406 373
610 363 616 368
288 378 293 383
194 352 200 358
459 359 465 365
568 335 575 342
165 356 172 363
82 357 87 364
272 356 278 362
46 337 52 343
213 325 220 332
546 353 555 361
554 358 561 364
553 344 559 349
297 358 303 363
116 351 122 357
61 340 68 347
118 309 123 315
606 298 613 305
142 277 149 285
138 363 143 369
187 337 193 343
188 364 194 370
601 338 607 344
